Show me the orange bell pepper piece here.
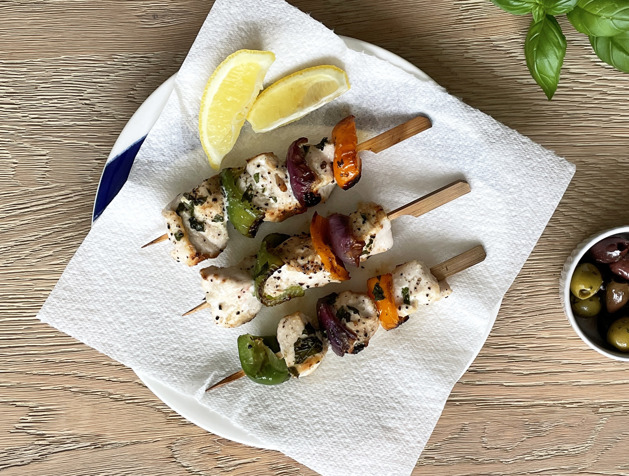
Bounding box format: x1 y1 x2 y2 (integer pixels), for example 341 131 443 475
367 273 405 330
310 212 350 281
332 115 360 190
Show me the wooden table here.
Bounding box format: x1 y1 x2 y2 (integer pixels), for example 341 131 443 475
3 1 629 474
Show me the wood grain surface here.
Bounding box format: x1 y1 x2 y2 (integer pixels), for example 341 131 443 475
3 0 629 474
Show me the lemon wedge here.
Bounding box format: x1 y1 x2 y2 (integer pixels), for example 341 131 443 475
199 49 275 169
247 65 350 133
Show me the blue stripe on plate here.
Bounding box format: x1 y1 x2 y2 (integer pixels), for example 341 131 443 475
93 137 146 221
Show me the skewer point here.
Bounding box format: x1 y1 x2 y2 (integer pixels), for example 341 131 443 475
142 234 168 248
183 300 211 316
206 370 246 391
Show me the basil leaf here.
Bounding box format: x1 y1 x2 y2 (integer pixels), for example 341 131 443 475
372 282 385 301
541 0 578 15
567 0 629 37
525 15 566 99
491 0 537 15
590 31 629 72
293 335 323 365
533 4 546 22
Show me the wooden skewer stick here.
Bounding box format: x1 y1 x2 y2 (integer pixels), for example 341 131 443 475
206 369 246 391
141 234 169 248
183 181 469 317
205 244 486 392
182 301 210 316
386 180 469 220
429 245 486 281
357 115 432 154
143 116 433 249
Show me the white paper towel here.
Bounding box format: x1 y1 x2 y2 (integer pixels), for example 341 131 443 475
37 0 576 474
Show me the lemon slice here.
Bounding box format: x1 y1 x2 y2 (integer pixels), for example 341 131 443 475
199 50 275 169
247 65 350 133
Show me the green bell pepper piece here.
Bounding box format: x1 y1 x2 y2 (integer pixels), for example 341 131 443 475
237 334 290 386
220 167 265 238
252 234 305 306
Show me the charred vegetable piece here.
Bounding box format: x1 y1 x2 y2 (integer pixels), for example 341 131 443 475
332 115 360 190
221 167 265 238
328 213 365 267
570 263 603 300
367 273 403 330
237 334 290 385
589 236 629 264
607 281 629 313
252 233 305 306
287 137 321 207
316 293 358 357
310 212 350 281
610 255 629 280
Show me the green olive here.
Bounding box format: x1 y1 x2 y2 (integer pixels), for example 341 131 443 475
571 294 601 317
607 316 629 352
570 263 603 300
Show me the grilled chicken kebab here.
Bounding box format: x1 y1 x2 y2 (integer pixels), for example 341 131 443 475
228 259 451 387
197 200 392 327
160 116 360 266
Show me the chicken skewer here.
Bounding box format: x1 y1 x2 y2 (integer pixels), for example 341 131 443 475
206 244 486 391
143 115 432 265
211 310 328 389
184 180 470 324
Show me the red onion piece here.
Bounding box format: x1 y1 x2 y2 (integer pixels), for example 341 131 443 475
589 236 629 264
328 213 365 267
286 137 320 207
316 294 357 357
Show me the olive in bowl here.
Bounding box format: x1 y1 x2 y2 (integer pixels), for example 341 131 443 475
561 227 629 361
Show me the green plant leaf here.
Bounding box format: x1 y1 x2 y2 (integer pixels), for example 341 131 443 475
533 4 546 21
492 0 577 16
541 0 579 15
525 15 567 99
490 0 537 15
590 31 629 72
567 0 629 37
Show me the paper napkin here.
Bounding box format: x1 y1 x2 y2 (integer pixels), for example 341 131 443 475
38 0 575 474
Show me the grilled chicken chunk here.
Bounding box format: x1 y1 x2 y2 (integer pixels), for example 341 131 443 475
391 260 449 318
349 202 393 261
305 138 336 203
163 176 228 266
199 260 261 328
238 152 305 223
331 291 379 354
277 312 328 377
262 234 340 299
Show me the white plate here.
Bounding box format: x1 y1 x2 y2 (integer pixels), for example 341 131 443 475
96 36 434 448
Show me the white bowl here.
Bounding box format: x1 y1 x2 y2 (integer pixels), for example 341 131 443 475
560 226 629 361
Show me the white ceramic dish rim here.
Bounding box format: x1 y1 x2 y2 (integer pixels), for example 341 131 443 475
560 226 629 361
95 36 436 448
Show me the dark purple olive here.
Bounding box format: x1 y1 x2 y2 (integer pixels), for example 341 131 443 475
610 255 629 280
316 294 357 357
328 213 365 267
606 280 629 313
589 236 629 264
286 137 321 207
